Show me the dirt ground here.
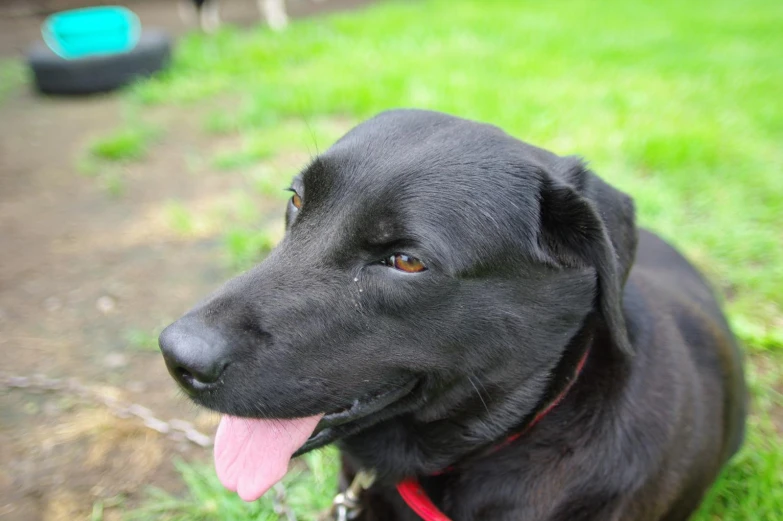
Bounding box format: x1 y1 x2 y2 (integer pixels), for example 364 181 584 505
0 0 378 57
0 1 372 519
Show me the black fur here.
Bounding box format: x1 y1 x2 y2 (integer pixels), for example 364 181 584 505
159 109 747 520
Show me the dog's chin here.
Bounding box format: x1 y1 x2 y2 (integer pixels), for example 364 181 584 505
293 378 421 456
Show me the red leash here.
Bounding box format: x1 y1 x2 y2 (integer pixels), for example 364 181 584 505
395 347 591 521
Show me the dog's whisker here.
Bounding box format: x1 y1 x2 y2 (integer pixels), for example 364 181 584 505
471 373 492 406
468 375 491 415
302 115 320 160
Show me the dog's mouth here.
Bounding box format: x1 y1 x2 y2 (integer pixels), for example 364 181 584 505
295 377 420 456
213 378 419 502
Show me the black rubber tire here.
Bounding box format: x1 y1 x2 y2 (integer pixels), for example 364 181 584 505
26 30 172 95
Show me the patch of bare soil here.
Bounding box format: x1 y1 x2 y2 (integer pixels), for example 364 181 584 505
0 88 242 520
0 3 375 519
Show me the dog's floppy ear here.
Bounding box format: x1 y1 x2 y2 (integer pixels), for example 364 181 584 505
538 156 638 355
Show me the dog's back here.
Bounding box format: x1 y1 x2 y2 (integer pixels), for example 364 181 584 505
633 229 746 457
622 229 747 519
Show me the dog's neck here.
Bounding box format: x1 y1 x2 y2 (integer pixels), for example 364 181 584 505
339 313 623 485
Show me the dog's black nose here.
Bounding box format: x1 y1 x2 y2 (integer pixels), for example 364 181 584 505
158 317 230 395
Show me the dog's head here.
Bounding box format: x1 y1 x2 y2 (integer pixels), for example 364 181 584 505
159 109 636 499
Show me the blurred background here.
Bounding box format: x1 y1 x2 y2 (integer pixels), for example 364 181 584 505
0 0 781 520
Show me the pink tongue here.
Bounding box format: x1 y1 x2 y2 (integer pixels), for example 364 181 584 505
214 414 323 502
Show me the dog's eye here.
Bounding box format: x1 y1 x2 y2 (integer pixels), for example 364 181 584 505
290 192 302 210
381 254 427 273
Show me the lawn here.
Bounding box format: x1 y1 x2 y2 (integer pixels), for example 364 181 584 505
112 0 782 518
0 59 25 105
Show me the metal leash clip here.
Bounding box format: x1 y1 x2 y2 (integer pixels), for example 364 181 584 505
320 469 376 521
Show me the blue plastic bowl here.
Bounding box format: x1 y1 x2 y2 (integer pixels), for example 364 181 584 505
42 6 141 60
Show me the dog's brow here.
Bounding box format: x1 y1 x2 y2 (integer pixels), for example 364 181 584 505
299 158 333 200
369 221 394 242
361 217 407 247
290 175 304 193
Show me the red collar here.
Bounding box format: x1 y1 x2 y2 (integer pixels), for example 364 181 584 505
395 347 591 521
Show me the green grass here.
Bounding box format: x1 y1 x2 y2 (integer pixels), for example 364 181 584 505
126 450 340 521
0 59 24 105
88 123 160 163
249 167 293 200
125 327 165 352
210 117 348 172
165 200 197 236
117 0 783 518
692 357 783 519
223 227 277 271
211 135 277 170
78 120 161 197
731 317 783 354
220 191 282 270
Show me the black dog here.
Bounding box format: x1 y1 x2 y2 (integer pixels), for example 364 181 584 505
159 110 747 520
